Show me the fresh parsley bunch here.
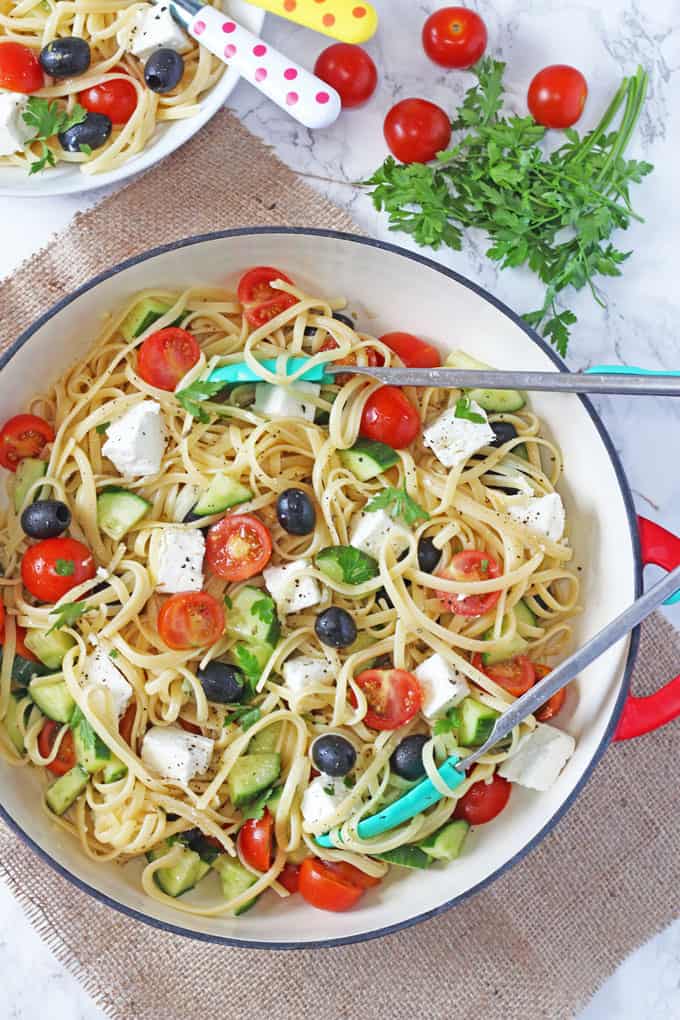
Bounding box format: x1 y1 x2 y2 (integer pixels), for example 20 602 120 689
365 60 652 354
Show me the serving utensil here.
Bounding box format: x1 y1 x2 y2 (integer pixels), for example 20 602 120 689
316 563 680 848
245 0 378 43
166 0 341 129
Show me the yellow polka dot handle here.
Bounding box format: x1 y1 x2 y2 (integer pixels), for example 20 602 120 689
247 0 378 43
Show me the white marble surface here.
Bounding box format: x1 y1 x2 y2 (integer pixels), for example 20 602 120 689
1 1 680 1017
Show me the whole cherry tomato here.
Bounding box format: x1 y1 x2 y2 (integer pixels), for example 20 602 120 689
0 42 44 93
79 76 138 124
422 7 487 69
453 773 511 825
384 98 451 164
21 537 95 603
359 386 421 449
379 331 440 368
314 43 377 109
527 64 587 129
237 810 274 872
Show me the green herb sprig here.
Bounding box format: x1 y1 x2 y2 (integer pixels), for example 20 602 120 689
224 704 261 732
365 485 430 526
22 98 87 175
175 380 228 423
454 395 486 424
46 599 92 634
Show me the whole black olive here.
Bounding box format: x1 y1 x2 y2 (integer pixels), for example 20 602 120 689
40 37 91 78
311 733 357 777
332 312 355 328
21 499 71 539
276 488 316 536
315 607 357 648
59 112 112 153
390 734 429 781
417 536 441 574
144 48 185 94
197 661 246 704
490 421 519 448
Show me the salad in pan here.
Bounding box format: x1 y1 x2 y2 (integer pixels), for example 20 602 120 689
0 267 577 916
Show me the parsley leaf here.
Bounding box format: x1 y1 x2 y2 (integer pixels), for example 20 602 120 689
175 380 228 423
224 594 233 610
333 546 379 585
454 395 486 424
46 599 92 634
79 143 92 156
323 785 336 796
251 596 276 626
95 421 110 434
55 558 75 577
233 644 263 690
224 704 261 731
109 649 118 659
365 485 429 526
433 706 461 736
22 98 87 175
239 785 277 821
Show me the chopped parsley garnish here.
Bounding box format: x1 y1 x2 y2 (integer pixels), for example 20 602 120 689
22 98 87 175
334 547 379 585
175 380 228 423
224 704 261 732
454 395 486 424
251 596 276 626
433 706 461 736
109 649 119 659
55 558 75 577
233 644 263 691
480 559 489 572
95 421 110 434
323 785 336 796
365 485 430 526
224 594 233 610
46 599 92 634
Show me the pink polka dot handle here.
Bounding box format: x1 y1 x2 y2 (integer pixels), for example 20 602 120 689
189 7 341 129
245 0 378 44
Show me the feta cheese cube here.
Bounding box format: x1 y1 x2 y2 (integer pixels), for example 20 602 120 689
423 401 495 469
0 93 36 157
86 648 133 719
507 493 565 542
498 722 575 791
301 774 346 829
154 526 205 594
263 559 321 615
282 656 334 696
120 4 192 61
141 725 214 785
350 509 411 561
415 653 470 719
102 401 165 478
253 382 320 422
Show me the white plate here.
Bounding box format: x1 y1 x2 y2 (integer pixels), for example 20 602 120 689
0 0 264 198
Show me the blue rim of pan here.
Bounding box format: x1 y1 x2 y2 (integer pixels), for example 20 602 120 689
0 227 642 950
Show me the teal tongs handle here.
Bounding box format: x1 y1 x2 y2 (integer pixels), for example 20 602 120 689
587 365 680 377
207 358 329 385
315 755 464 848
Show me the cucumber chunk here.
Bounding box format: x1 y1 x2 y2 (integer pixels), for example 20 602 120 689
0 648 51 688
212 855 259 915
481 600 534 666
458 697 499 746
101 757 128 783
4 694 26 754
375 845 432 869
339 438 399 481
120 298 183 341
97 487 151 541
24 629 76 670
28 678 75 723
14 458 47 513
194 474 253 516
248 721 283 754
228 752 281 808
420 819 470 861
146 841 211 897
46 764 89 815
71 707 114 773
314 546 379 586
227 587 280 648
446 350 525 413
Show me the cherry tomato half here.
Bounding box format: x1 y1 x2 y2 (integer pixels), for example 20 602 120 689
384 98 451 164
38 720 77 776
237 266 297 329
178 717 202 735
21 537 95 603
157 591 225 651
422 6 487 69
527 64 587 129
532 663 567 721
237 809 274 872
205 514 273 582
119 702 136 745
0 42 44 93
0 618 40 663
298 858 378 912
360 386 421 450
320 336 384 386
78 76 137 125
137 327 201 392
352 668 423 730
472 652 535 697
314 43 377 109
0 414 54 472
453 773 511 825
278 862 301 894
436 550 501 617
379 331 441 369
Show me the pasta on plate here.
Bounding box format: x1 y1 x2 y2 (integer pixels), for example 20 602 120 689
0 268 580 917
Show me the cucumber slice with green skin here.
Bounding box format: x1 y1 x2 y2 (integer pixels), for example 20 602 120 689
228 752 281 808
446 350 525 413
14 458 47 513
458 697 499 746
119 298 185 341
146 842 211 897
420 819 470 861
0 649 52 688
375 845 432 869
248 721 283 754
4 694 26 754
97 487 151 541
227 587 280 648
71 707 114 773
314 546 379 586
28 678 75 723
212 855 259 915
339 438 399 481
482 601 534 666
513 600 536 629
225 384 256 409
101 757 128 783
193 474 253 516
45 764 89 815
24 629 76 670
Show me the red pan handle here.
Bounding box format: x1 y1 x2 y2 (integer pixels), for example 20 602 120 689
613 516 680 741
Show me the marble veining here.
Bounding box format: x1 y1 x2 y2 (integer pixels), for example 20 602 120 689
1 1 680 1017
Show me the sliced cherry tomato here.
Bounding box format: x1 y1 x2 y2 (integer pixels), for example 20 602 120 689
314 43 377 109
78 76 137 125
533 663 567 721
0 601 5 639
0 42 44 93
453 773 511 825
237 267 297 329
137 327 200 392
237 809 274 872
472 652 535 697
320 336 384 386
119 702 136 745
38 720 77 776
384 98 452 164
325 860 381 890
15 625 38 662
278 861 301 894
298 857 374 912
178 717 202 735
21 537 95 603
205 514 272 582
422 7 487 69
527 64 587 129
0 414 54 471
436 550 501 617
157 591 225 651
379 331 441 369
360 386 421 450
352 668 423 730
